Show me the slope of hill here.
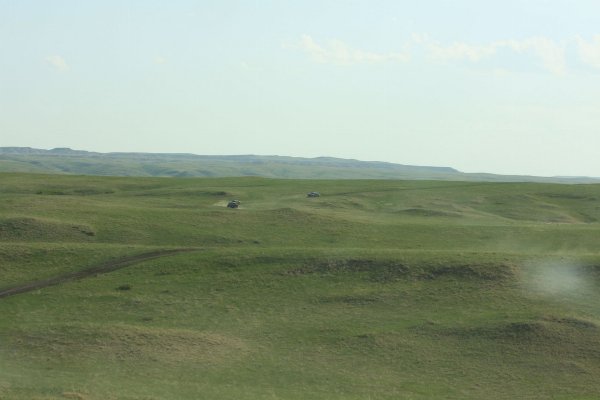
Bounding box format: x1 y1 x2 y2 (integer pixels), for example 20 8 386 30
1 173 600 399
2 147 598 183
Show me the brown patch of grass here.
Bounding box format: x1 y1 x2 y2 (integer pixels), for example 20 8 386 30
11 324 250 365
541 316 598 330
286 259 517 283
316 294 382 306
62 392 88 400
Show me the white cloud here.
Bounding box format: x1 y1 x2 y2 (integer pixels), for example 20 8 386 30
415 35 566 74
575 35 600 69
503 37 567 75
292 34 571 74
428 41 498 62
45 55 69 71
414 34 497 62
296 34 410 65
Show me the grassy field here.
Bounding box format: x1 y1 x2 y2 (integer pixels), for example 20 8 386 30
1 172 600 399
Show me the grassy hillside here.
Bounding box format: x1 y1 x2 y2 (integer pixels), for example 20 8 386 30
2 147 599 183
0 147 461 180
1 173 600 399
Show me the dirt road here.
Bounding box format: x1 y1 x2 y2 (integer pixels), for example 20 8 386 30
0 248 198 299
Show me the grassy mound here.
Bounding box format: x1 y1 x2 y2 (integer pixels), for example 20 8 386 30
9 323 249 365
0 217 95 241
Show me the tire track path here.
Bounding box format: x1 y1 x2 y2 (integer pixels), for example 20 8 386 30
0 248 198 299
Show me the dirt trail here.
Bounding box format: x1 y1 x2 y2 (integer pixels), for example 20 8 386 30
0 248 198 299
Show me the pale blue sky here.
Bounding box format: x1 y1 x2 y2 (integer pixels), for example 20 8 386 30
1 1 600 176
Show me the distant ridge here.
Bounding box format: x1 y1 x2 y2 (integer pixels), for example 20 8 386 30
0 147 598 183
0 147 100 156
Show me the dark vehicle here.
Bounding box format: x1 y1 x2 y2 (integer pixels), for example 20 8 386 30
227 200 241 208
307 192 320 198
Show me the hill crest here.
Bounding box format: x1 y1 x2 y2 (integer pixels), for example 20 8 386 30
0 147 598 183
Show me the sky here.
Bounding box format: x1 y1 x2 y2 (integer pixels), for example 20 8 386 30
1 0 600 177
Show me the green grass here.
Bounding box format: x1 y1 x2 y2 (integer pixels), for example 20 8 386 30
1 173 600 399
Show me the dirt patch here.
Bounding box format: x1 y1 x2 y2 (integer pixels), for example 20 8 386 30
213 200 244 209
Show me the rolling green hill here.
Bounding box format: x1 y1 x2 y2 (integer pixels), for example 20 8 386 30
1 172 600 399
2 147 599 183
